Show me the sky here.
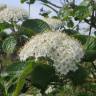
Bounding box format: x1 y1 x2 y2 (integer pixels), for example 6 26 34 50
0 0 82 18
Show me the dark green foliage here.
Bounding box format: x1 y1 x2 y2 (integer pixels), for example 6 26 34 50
83 50 96 62
0 22 11 32
73 6 91 20
0 32 8 40
73 35 89 45
20 0 36 4
6 61 26 74
67 66 88 86
22 19 50 33
31 64 55 91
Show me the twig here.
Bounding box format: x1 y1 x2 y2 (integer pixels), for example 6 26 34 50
47 1 62 8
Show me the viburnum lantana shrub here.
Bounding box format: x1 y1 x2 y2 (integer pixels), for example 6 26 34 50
19 31 84 75
0 6 28 23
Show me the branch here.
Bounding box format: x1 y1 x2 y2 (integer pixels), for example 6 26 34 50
84 19 96 29
47 1 62 8
43 3 58 13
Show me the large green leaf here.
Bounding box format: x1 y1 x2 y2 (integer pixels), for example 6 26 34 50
22 19 50 34
5 62 26 74
2 36 17 54
31 64 55 91
67 66 88 86
83 50 96 62
0 22 10 32
73 34 88 45
12 60 36 96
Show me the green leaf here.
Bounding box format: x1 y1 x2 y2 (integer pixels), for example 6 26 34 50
20 0 27 3
67 66 88 86
31 64 55 91
6 62 26 74
73 34 88 45
83 50 96 62
20 0 36 4
0 22 10 32
2 36 17 54
12 60 36 96
73 6 91 20
22 19 50 34
0 77 8 96
84 37 96 50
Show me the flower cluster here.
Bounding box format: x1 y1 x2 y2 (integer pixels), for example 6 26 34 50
43 18 65 31
19 31 84 75
0 7 28 23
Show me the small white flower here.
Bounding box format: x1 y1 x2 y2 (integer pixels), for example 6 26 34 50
19 31 84 75
45 85 55 94
0 7 28 23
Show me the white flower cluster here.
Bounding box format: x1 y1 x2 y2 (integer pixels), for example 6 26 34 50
0 7 28 23
19 31 84 75
43 18 65 31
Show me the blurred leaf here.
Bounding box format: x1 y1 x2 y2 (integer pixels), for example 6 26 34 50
6 62 26 74
12 60 36 96
22 19 50 33
59 5 73 20
2 36 17 54
0 22 10 32
84 37 96 50
73 34 88 45
68 66 88 86
80 0 91 6
0 77 8 96
31 64 55 91
83 50 96 62
73 6 91 20
21 0 36 4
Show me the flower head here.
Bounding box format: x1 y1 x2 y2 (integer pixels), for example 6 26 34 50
0 7 28 23
43 18 64 31
19 31 84 75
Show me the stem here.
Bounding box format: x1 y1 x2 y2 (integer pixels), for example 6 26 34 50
43 3 58 13
28 3 31 17
12 61 36 96
89 0 95 36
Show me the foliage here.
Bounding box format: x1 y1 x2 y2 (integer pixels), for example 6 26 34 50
0 0 96 96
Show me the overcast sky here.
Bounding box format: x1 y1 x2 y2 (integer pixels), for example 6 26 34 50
0 0 82 18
